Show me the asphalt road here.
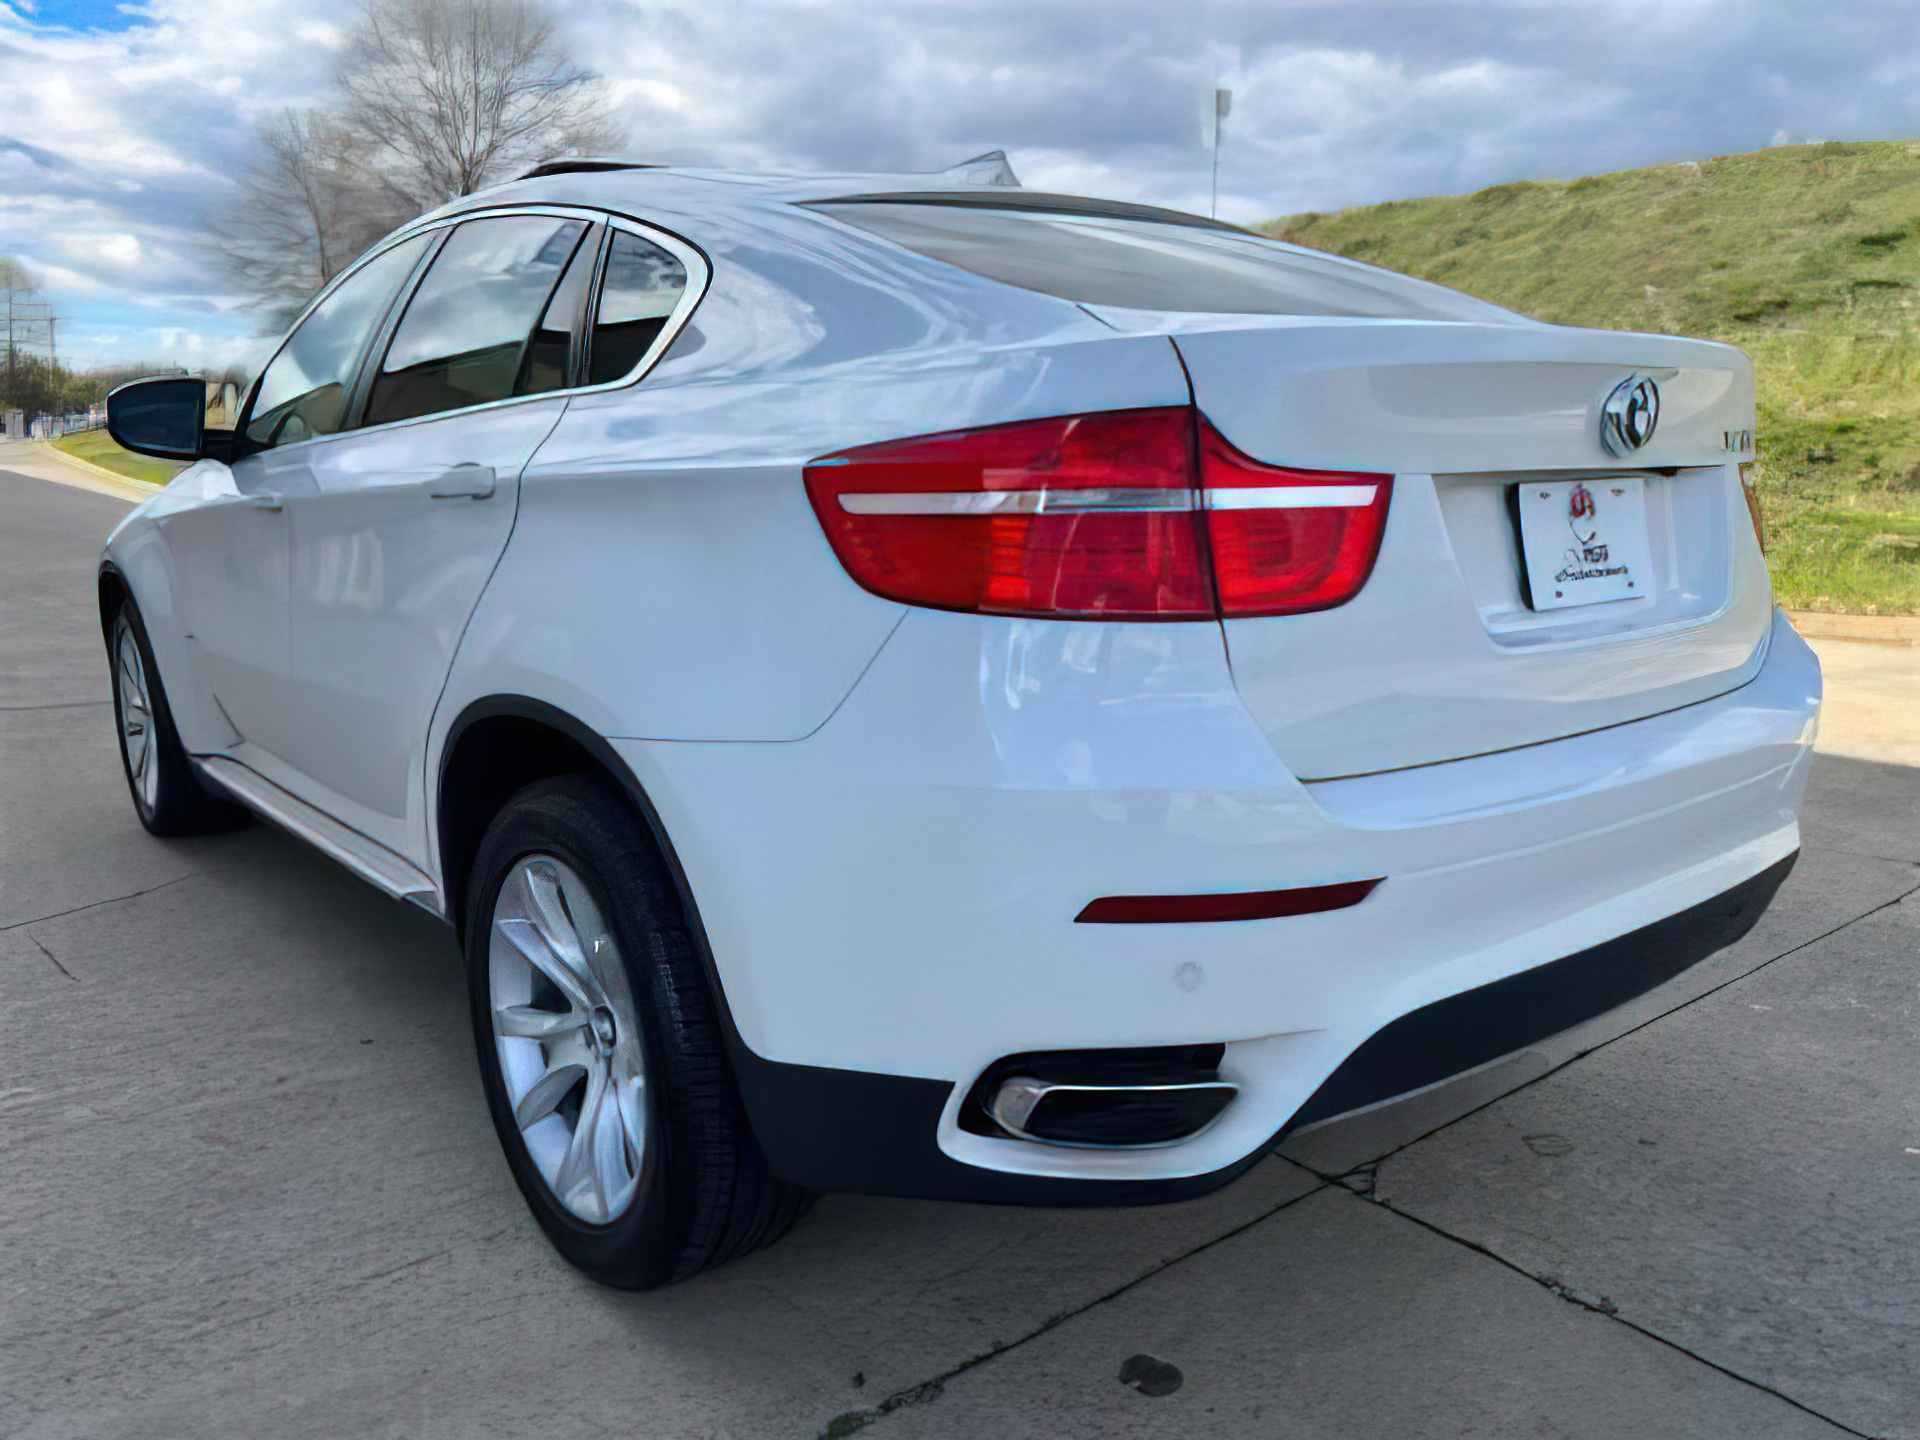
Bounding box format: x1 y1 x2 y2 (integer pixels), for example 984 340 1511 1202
3 448 1916 1439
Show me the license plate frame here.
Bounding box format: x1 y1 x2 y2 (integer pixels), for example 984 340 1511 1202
1516 476 1652 612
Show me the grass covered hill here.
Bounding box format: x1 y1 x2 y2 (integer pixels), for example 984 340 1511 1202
1267 139 1920 614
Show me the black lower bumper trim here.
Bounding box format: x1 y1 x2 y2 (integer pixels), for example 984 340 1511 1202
1289 849 1795 1128
734 851 1797 1206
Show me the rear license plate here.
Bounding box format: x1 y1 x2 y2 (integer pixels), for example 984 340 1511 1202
1517 477 1652 611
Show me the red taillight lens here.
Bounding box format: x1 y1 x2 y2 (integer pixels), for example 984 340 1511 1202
1199 420 1393 617
805 408 1392 621
805 407 1210 619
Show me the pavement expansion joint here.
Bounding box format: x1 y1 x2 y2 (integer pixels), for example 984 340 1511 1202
0 871 198 935
24 930 77 982
1316 1181 1878 1440
814 1179 1331 1438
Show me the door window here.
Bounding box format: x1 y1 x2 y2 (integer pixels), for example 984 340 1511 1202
365 215 589 426
588 230 689 385
245 234 430 450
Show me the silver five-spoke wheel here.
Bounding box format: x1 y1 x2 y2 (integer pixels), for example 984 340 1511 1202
489 855 650 1225
113 617 158 814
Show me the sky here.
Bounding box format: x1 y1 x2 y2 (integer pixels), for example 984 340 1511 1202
3 0 1920 372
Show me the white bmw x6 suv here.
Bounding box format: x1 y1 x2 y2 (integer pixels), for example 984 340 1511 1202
101 160 1820 1288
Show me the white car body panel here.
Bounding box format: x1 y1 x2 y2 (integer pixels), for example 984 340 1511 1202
155 458 291 757
1098 311 1754 474
445 329 1185 747
621 608 1814 1180
266 398 562 862
100 165 1820 1198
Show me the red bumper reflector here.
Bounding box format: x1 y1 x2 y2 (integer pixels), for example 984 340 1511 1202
1075 878 1382 925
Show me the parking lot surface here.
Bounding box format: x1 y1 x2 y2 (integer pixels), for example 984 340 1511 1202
3 449 1915 1439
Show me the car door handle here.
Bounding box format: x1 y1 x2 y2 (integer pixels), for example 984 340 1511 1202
426 465 496 500
245 492 284 511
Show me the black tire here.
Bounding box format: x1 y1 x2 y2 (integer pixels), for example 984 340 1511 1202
106 593 246 837
464 774 812 1288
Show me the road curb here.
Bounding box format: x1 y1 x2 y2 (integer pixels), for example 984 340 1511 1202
37 440 163 504
1786 610 1920 647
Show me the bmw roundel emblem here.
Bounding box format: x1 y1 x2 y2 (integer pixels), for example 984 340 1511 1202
1600 374 1661 457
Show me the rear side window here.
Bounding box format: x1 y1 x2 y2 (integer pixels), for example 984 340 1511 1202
588 230 689 385
366 215 589 426
246 233 430 449
814 201 1510 322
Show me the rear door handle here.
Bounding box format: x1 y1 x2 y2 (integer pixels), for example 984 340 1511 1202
245 492 284 511
426 465 496 500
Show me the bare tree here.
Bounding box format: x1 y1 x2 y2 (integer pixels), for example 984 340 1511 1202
210 109 410 330
341 0 622 207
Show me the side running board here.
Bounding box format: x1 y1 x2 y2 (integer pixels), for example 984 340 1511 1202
194 755 444 918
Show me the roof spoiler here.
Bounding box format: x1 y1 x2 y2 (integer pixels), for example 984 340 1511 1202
516 157 663 181
515 150 1019 187
941 150 1020 188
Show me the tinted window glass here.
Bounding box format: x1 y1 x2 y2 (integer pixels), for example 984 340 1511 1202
366 216 588 426
518 225 599 397
589 231 688 385
815 202 1513 322
246 234 429 449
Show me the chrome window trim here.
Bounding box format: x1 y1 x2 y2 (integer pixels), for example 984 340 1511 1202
238 204 711 457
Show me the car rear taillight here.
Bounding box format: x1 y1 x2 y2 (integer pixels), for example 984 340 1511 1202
805 408 1391 621
1198 421 1392 618
804 407 1210 619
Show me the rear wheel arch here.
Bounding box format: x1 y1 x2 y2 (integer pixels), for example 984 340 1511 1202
434 699 716 977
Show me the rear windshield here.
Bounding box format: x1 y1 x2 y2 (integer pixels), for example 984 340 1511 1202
814 200 1511 323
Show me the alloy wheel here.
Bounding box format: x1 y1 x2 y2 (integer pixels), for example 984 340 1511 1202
113 618 158 814
488 854 650 1225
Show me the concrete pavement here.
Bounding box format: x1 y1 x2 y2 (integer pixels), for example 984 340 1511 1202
1 455 1915 1438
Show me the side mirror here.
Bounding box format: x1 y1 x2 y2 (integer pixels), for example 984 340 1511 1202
107 377 210 462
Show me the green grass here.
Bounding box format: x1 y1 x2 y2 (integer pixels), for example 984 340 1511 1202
51 429 184 487
1267 139 1920 613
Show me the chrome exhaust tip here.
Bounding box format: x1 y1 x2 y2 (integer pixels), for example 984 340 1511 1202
989 1075 1238 1149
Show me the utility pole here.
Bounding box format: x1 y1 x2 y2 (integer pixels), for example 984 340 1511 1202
1211 87 1232 220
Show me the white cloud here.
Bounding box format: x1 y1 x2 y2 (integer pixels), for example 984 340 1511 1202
25 260 107 296
295 19 345 46
60 232 144 269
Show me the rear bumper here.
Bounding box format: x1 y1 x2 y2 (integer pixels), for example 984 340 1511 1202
733 849 1795 1203
614 606 1819 1200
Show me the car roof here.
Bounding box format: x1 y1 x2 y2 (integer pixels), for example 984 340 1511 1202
423 154 1246 236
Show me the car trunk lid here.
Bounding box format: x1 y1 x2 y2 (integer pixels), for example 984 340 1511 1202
1149 314 1769 780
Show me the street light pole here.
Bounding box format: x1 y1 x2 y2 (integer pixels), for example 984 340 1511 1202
1211 87 1232 220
